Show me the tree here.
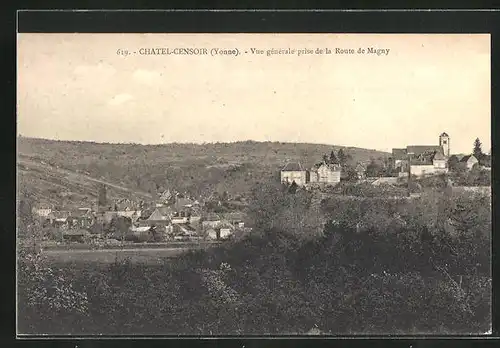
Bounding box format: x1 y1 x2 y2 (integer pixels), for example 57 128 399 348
98 184 107 207
342 164 358 182
149 225 163 242
247 179 289 231
107 216 132 241
382 156 393 175
337 149 346 164
288 181 298 194
448 155 460 172
473 138 483 161
329 151 338 164
323 154 329 163
366 159 382 178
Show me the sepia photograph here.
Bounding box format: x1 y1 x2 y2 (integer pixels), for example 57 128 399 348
16 33 491 336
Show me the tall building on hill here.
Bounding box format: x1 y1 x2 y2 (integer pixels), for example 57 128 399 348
280 160 341 187
392 132 450 177
439 132 450 158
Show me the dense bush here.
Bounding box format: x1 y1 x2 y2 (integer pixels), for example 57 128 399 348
452 167 491 187
342 182 409 197
417 173 449 189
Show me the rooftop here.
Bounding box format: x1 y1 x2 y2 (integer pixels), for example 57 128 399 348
282 162 304 172
406 145 442 156
392 148 407 160
311 162 341 171
205 213 221 221
460 155 477 163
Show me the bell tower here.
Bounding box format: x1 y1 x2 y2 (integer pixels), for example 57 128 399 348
439 132 450 158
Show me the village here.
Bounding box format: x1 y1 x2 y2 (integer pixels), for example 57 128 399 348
281 132 491 188
30 186 251 246
28 132 491 247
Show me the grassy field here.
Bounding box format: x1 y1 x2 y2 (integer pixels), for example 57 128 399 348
40 240 221 250
41 247 192 265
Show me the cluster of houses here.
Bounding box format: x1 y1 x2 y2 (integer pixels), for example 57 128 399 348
280 132 490 188
392 132 490 176
280 160 366 187
32 189 248 243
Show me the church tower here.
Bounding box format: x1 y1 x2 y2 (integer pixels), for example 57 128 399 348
439 132 450 158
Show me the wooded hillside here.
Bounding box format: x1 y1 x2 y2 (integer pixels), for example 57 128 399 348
17 137 389 202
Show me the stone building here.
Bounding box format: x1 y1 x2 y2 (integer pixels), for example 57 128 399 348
280 162 308 186
392 132 450 177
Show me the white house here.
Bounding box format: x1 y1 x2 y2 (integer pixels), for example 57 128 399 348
219 222 234 239
32 204 52 218
202 213 222 229
220 228 233 239
460 155 479 170
206 228 218 240
281 162 308 186
309 161 341 185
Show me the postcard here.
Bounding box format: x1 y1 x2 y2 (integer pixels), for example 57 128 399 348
16 32 491 336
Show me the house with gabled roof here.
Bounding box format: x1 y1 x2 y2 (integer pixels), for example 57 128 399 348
146 206 173 226
173 223 197 236
32 203 53 218
48 211 71 228
206 228 218 240
407 148 448 176
309 161 341 185
223 212 246 228
280 162 308 186
202 213 222 229
219 221 235 239
460 154 479 170
68 208 95 228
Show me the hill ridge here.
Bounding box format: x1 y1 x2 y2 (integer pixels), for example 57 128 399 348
17 136 389 206
17 136 387 153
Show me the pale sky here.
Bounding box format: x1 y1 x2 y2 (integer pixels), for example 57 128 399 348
17 33 491 154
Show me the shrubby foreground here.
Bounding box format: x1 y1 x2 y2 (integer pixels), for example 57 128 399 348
18 184 491 335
